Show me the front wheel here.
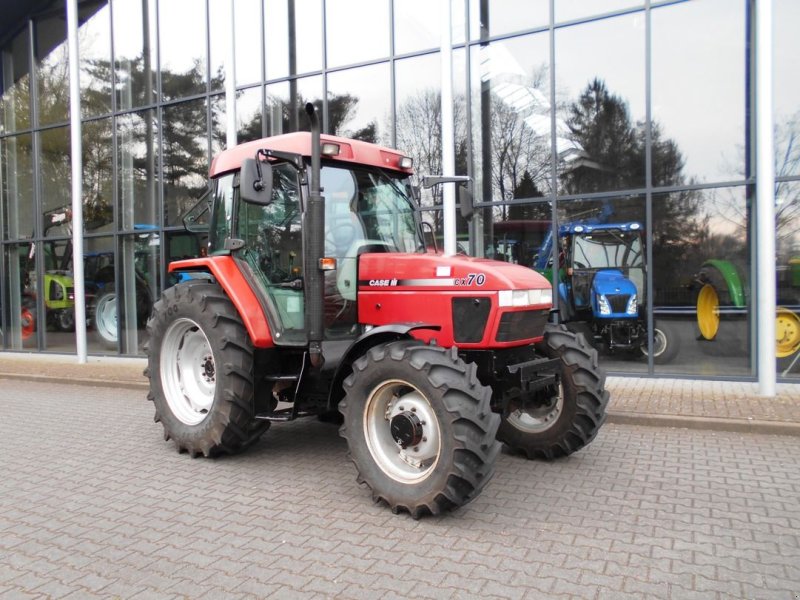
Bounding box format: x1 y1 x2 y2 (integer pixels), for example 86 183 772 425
146 281 268 457
339 340 500 518
92 286 118 349
497 323 609 460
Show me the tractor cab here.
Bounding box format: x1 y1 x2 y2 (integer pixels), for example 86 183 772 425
560 222 645 321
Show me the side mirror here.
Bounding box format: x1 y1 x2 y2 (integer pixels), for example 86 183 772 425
240 157 273 205
458 185 474 221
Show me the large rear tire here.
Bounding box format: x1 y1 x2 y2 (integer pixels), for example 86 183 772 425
497 323 608 460
146 281 268 457
339 340 500 518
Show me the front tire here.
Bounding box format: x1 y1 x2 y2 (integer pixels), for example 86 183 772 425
497 323 608 460
146 281 268 457
339 340 500 518
92 286 118 349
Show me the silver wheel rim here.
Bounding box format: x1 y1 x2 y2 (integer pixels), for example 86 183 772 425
643 328 667 358
95 293 118 343
508 388 564 433
160 318 216 426
363 379 441 484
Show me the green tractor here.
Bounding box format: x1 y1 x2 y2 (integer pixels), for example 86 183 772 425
692 258 800 372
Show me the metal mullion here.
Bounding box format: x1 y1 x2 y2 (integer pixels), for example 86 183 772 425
260 0 267 138
389 0 396 146
28 18 45 352
548 0 559 310
645 0 654 375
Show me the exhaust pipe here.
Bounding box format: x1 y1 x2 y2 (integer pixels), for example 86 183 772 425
304 102 325 367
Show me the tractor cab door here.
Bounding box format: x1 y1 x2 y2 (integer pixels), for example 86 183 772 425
235 164 307 345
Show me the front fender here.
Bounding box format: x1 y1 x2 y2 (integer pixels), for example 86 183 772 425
326 323 441 410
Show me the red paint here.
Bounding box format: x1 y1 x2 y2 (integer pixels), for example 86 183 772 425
357 253 551 349
210 132 414 178
170 257 274 348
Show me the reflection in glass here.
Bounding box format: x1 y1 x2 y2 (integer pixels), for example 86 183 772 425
555 0 643 23
265 76 322 136
207 0 230 91
113 0 157 109
470 34 552 206
482 201 552 266
327 63 389 142
652 0 746 184
555 13 645 194
774 0 800 177
652 187 751 377
1 134 34 239
234 0 263 85
82 119 114 233
39 127 72 236
119 233 159 355
117 110 159 230
325 0 389 68
3 243 37 350
394 0 441 55
395 53 443 208
159 0 207 101
469 0 548 40
83 236 116 352
162 99 208 226
1 29 32 134
265 0 323 79
78 1 112 118
776 180 800 378
35 13 69 126
237 86 264 143
557 196 647 374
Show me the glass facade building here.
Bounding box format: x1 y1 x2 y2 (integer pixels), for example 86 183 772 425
0 0 798 381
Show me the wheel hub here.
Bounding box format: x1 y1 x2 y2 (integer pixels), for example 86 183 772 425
390 411 424 449
201 354 215 382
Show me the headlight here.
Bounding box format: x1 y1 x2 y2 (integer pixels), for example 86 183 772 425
598 294 611 315
626 294 638 315
498 288 553 307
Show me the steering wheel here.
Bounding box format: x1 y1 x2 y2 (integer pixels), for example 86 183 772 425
573 261 587 269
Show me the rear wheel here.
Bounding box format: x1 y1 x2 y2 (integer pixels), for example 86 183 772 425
146 281 268 457
339 340 500 518
694 267 731 340
497 323 608 460
20 307 35 340
776 307 800 359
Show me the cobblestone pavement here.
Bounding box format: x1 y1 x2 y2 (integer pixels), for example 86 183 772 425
2 379 799 599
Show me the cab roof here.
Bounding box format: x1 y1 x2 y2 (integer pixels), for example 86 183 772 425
209 132 414 178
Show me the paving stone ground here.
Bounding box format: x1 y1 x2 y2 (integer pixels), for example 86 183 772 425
1 378 799 599
2 352 800 428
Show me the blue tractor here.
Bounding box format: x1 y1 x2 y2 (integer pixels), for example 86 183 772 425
534 221 679 364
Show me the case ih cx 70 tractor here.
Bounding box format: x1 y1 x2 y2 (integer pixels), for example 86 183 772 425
146 105 608 517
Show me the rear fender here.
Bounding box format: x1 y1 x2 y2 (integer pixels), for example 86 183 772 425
702 259 746 307
170 256 274 348
326 323 440 411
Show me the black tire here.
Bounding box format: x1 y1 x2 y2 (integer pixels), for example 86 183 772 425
146 280 268 457
55 308 75 332
641 320 680 365
497 323 608 460
339 340 500 518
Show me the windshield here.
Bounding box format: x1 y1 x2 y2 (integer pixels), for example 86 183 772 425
321 164 421 256
572 230 644 269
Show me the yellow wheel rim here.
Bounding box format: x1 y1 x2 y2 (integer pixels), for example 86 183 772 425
696 284 720 340
775 307 800 358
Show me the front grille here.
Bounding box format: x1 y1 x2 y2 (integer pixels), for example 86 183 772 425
495 310 548 342
452 297 491 343
606 294 630 313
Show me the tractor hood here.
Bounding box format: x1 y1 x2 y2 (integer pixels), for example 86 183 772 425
591 269 637 297
357 252 551 294
590 269 638 318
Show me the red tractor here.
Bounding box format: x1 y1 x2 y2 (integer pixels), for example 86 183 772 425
146 104 608 517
